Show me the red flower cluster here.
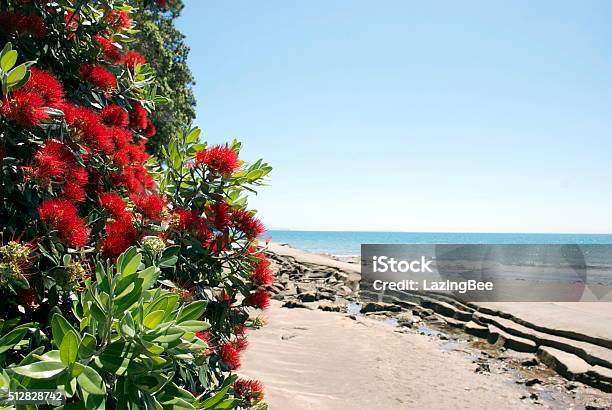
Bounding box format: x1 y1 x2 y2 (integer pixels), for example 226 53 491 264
38 199 90 247
99 192 128 218
79 64 117 92
29 139 89 202
94 34 124 64
102 215 137 257
251 257 273 286
131 194 167 221
64 11 80 38
62 104 114 154
100 105 129 127
195 146 240 176
206 201 230 230
105 10 132 32
129 103 149 130
24 68 64 107
0 11 46 39
231 209 265 239
1 67 66 128
218 342 241 370
195 331 210 342
172 208 212 243
233 379 264 402
244 289 270 310
0 90 48 128
124 51 146 69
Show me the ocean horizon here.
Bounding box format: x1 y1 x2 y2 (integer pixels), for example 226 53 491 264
265 230 612 256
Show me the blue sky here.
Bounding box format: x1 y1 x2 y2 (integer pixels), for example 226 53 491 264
177 0 612 233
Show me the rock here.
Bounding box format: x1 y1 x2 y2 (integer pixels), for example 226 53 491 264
521 358 538 367
488 325 537 353
529 393 539 400
338 285 353 296
525 378 542 387
334 271 349 281
396 312 414 327
316 291 336 301
474 362 490 373
296 283 317 294
464 321 488 338
298 292 317 302
318 303 344 312
282 300 314 310
360 302 401 314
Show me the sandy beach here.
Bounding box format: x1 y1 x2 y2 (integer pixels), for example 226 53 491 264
239 243 612 409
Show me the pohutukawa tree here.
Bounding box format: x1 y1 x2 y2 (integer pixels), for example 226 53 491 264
0 1 272 408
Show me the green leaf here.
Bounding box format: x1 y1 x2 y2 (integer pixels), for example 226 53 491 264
121 252 142 277
11 361 66 379
59 330 79 365
0 327 27 354
6 63 27 86
138 266 160 290
51 314 77 349
120 311 136 338
0 50 17 72
76 364 106 395
185 128 201 144
176 320 208 333
143 310 165 329
117 246 138 274
78 333 97 359
176 301 207 323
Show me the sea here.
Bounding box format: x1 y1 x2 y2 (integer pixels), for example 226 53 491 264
265 230 612 257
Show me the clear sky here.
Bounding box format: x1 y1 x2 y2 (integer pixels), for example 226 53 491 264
177 0 612 233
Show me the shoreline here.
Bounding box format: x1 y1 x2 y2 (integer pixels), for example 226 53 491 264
240 242 612 408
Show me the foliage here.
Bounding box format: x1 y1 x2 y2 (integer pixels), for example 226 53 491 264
131 0 197 156
0 1 271 408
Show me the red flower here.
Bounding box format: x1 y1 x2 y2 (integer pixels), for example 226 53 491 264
63 182 85 203
64 11 80 37
99 192 127 218
62 104 114 153
233 337 248 352
0 12 46 39
157 0 168 7
30 139 72 182
218 342 241 370
0 90 48 128
231 209 265 239
102 215 137 257
79 64 117 92
106 10 132 31
244 289 270 310
16 288 39 312
29 140 88 202
233 379 264 402
23 67 64 107
195 145 240 176
100 105 129 127
109 127 134 152
129 103 148 130
124 51 146 69
206 201 230 230
143 119 156 137
38 199 90 247
94 34 124 64
195 331 210 342
252 257 273 286
131 194 167 221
